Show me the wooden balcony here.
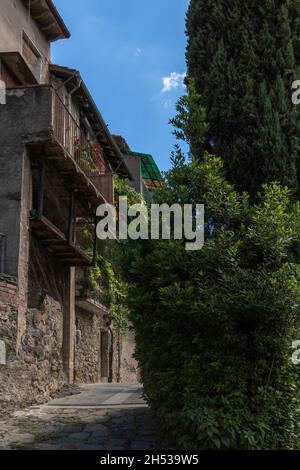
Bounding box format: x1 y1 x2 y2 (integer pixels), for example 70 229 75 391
31 215 92 266
53 91 115 205
22 86 115 207
76 297 109 316
75 268 109 314
3 85 116 267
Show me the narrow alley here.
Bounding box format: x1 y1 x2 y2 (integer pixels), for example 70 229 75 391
0 384 161 451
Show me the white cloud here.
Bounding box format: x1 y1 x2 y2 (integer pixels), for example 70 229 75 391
162 72 186 93
135 47 142 57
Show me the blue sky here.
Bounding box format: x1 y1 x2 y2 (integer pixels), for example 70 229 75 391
52 0 189 172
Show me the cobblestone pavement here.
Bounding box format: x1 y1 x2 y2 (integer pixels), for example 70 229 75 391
0 384 161 450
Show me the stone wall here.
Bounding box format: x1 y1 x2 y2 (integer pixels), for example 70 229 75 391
0 273 66 405
0 275 18 356
119 326 140 384
75 308 140 385
0 249 140 406
0 273 140 406
75 308 101 383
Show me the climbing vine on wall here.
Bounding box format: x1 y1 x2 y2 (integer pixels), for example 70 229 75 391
85 175 142 331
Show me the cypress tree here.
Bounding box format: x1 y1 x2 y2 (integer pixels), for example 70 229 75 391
186 0 300 195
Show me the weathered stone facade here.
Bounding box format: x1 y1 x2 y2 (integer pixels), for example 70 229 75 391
119 327 140 384
0 0 140 408
0 274 66 405
75 309 102 383
0 86 140 406
75 308 139 385
0 275 18 357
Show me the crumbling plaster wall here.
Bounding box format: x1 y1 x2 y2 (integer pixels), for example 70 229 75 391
0 87 52 278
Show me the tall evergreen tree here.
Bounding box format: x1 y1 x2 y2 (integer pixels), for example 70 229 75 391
186 0 300 195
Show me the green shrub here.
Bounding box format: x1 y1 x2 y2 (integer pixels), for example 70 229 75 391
126 154 300 449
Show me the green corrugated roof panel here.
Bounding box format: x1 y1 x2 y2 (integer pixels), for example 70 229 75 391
129 151 163 182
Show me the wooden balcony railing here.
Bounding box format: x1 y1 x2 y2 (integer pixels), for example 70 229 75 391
52 91 113 203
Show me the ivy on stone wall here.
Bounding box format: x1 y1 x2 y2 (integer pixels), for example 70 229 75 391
85 176 142 331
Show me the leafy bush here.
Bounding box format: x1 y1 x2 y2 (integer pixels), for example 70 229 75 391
84 175 142 330
125 154 300 449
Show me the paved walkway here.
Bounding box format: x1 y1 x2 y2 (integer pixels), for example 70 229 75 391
0 384 161 450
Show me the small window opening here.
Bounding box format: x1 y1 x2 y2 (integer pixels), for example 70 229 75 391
22 31 42 82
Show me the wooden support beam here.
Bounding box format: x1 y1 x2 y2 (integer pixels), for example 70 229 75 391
31 215 92 266
67 190 75 244
63 267 75 383
36 158 45 218
92 214 98 266
31 11 51 22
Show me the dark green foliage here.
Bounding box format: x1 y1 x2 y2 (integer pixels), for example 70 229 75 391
186 0 300 195
108 0 300 450
100 2 300 447
85 176 142 330
125 155 300 449
170 79 208 153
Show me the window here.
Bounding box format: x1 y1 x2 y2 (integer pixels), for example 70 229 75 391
0 234 5 273
22 32 42 82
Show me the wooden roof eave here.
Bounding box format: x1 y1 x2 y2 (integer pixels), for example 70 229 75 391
21 0 70 42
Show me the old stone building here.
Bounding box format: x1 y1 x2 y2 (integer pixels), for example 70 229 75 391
0 0 140 405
